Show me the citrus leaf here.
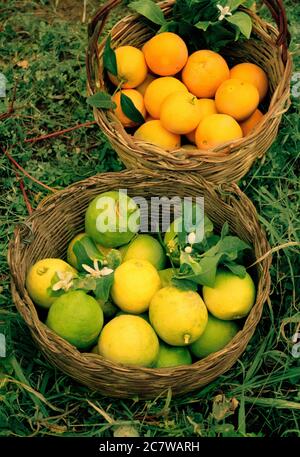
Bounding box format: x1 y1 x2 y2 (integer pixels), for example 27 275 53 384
87 92 116 109
224 262 247 278
171 277 198 291
103 35 117 76
128 0 166 26
226 12 252 39
106 249 122 269
95 274 114 302
72 275 97 292
73 237 103 271
120 93 145 124
221 222 230 239
194 20 212 31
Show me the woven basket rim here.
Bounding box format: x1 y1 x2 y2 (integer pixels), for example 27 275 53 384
85 1 292 182
8 170 272 397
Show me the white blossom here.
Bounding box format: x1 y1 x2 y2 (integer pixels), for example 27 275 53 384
217 4 232 21
184 246 193 254
52 271 74 292
187 231 196 245
82 259 113 278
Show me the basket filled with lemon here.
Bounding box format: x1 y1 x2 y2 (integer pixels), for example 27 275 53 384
86 0 291 183
8 170 271 399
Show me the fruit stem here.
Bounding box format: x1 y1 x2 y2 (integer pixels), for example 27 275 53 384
183 334 190 345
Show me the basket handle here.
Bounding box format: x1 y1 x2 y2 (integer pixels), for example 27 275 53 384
88 0 290 60
262 0 291 63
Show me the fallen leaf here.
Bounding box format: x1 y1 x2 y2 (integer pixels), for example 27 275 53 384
17 60 29 69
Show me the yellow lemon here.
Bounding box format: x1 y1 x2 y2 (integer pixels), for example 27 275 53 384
98 315 159 367
123 234 166 270
111 259 161 313
203 270 256 320
26 258 77 308
190 314 239 358
149 286 208 346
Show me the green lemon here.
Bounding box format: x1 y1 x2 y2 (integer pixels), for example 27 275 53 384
98 315 159 367
67 233 86 269
111 259 161 313
190 314 239 358
123 234 166 270
85 190 140 248
26 258 77 309
155 342 192 368
203 270 256 320
149 286 208 346
46 290 103 349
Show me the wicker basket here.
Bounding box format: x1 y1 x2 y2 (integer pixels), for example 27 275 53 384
86 0 292 183
8 170 271 399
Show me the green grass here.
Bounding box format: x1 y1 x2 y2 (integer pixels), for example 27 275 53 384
0 0 299 437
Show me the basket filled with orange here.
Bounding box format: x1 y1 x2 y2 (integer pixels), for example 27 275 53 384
86 0 292 183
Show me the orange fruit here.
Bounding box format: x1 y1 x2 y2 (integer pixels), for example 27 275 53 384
215 78 259 121
143 32 188 76
112 89 146 127
230 62 268 101
160 91 201 135
136 73 156 96
239 109 264 136
134 120 181 151
195 114 243 150
144 77 188 119
108 45 148 89
186 99 218 144
182 50 230 98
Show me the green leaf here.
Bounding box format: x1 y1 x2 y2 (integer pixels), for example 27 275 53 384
191 254 223 288
171 277 198 292
106 249 122 269
224 262 247 278
128 0 166 26
73 236 104 271
218 236 250 256
226 12 252 39
221 222 230 239
120 93 145 124
73 275 97 292
103 35 117 76
194 20 212 31
95 274 114 303
87 91 116 109
227 0 246 11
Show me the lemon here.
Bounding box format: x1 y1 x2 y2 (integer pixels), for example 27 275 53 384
111 259 161 313
158 268 177 287
123 234 166 270
67 233 85 269
26 258 77 308
149 286 208 346
155 342 192 368
203 270 256 320
46 290 103 349
190 314 239 358
98 315 159 367
85 191 140 248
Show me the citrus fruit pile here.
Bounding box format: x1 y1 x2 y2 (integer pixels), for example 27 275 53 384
26 191 256 368
107 32 268 151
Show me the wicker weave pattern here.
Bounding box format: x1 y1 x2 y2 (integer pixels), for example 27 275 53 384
86 0 292 183
8 171 271 399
